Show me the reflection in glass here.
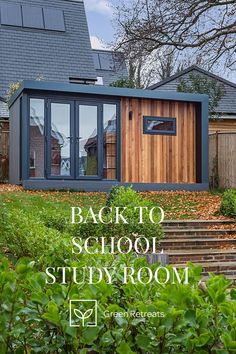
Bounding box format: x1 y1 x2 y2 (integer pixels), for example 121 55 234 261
146 118 176 133
79 105 98 176
103 104 117 180
29 99 45 178
50 103 71 176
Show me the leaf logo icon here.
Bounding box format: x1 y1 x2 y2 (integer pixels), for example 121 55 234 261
83 309 94 319
74 309 84 320
74 308 94 326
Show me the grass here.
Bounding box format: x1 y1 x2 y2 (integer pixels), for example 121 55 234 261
0 185 227 220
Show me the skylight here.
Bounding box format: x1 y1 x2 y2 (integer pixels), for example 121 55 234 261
0 2 66 32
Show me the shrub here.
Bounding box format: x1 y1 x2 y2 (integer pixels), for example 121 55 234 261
70 187 163 246
0 208 72 266
41 209 69 232
0 255 236 353
105 185 121 210
105 186 163 241
220 189 236 218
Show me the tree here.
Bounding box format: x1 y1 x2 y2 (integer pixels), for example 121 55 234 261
177 73 225 118
114 0 236 71
110 78 136 88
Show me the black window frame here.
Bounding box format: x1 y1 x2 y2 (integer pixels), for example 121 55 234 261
143 116 177 136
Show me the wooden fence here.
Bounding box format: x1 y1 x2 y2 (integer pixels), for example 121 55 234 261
0 121 9 181
209 132 236 189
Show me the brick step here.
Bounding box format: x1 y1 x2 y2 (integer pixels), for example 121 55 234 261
163 229 236 238
164 234 236 240
162 220 235 229
205 269 236 276
161 238 236 250
202 274 236 282
173 261 236 273
167 249 236 263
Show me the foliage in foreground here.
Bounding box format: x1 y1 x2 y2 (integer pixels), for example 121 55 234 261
220 189 236 218
0 187 235 353
0 256 236 354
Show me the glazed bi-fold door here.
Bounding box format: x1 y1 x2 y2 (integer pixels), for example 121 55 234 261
76 103 102 179
47 100 75 179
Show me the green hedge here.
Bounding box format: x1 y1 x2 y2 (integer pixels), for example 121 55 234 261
0 187 163 266
220 189 236 218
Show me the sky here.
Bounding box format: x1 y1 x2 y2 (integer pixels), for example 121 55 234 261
83 0 115 49
83 0 236 83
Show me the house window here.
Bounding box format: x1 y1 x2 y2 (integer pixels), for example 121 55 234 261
92 52 115 71
30 151 36 169
143 116 177 136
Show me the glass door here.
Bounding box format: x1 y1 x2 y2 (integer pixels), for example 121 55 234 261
47 101 74 178
45 100 118 180
76 104 102 179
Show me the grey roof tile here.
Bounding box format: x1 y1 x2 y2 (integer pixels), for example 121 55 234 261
148 66 236 114
0 0 97 97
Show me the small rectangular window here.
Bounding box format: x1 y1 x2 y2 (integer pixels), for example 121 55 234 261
22 5 44 29
43 8 65 32
0 3 22 27
143 116 177 135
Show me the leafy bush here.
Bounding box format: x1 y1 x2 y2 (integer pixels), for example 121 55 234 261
70 186 163 245
220 189 236 218
41 209 69 232
105 186 163 240
0 208 72 267
105 185 121 210
0 255 236 353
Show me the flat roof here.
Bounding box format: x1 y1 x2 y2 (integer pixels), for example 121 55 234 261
9 80 208 107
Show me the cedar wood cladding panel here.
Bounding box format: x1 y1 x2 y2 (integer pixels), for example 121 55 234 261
121 98 197 183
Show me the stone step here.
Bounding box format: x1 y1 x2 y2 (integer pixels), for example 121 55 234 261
173 261 236 273
163 229 236 238
162 220 235 229
160 238 236 250
167 249 236 263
